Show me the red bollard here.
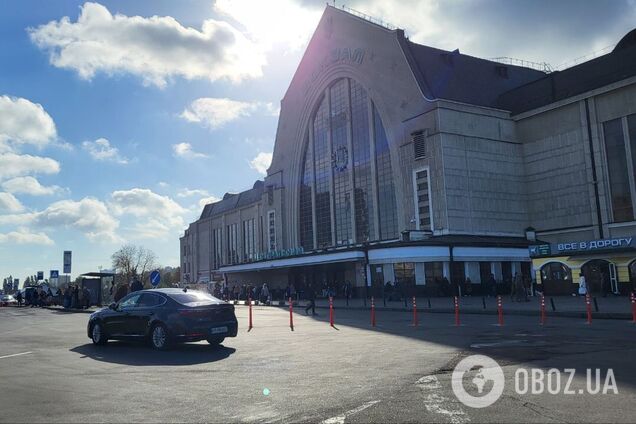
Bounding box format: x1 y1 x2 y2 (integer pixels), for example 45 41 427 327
585 293 592 324
329 296 334 327
289 297 294 331
248 296 253 331
371 296 376 327
540 294 546 326
631 293 636 323
412 296 418 327
497 295 504 326
454 296 460 326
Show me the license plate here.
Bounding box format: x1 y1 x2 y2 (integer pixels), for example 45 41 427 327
210 326 228 335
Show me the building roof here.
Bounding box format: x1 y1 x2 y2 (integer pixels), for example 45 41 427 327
397 31 546 109
498 28 636 115
199 180 264 220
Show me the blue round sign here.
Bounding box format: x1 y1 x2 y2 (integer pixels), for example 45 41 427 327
150 270 161 287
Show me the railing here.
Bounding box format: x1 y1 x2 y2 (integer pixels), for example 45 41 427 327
488 57 553 73
554 44 614 71
340 5 397 31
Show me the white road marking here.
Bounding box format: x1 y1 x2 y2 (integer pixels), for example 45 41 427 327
416 375 470 424
470 340 526 348
0 351 32 360
321 400 380 424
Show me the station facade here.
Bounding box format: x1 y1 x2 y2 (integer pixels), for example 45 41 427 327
180 6 636 296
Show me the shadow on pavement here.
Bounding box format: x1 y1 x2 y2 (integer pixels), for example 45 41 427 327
70 342 236 366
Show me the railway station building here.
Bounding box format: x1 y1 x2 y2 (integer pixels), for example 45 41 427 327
181 6 636 297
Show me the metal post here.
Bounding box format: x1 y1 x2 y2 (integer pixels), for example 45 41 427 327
412 296 418 327
289 297 294 331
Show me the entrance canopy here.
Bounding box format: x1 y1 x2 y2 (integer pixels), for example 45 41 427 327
220 250 365 273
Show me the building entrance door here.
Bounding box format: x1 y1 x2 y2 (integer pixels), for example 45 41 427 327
581 260 611 296
609 262 619 294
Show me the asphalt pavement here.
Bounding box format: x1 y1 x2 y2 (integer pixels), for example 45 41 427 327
1 305 635 423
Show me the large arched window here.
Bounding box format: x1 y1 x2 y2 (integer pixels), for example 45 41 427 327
299 78 398 250
540 262 573 295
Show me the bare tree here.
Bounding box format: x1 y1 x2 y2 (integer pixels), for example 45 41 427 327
111 244 158 287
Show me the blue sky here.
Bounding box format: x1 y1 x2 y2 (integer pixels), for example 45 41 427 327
0 0 634 284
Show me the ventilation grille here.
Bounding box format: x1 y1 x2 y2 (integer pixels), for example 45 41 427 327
412 130 427 159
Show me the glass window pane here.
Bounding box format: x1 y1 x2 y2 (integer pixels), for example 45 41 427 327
351 79 375 242
604 118 633 222
374 106 398 239
299 134 314 250
330 79 353 245
313 96 332 248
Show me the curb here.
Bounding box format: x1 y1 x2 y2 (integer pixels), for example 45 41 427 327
248 303 633 321
43 306 97 314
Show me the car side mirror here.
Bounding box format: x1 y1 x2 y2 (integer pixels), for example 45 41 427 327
109 302 117 310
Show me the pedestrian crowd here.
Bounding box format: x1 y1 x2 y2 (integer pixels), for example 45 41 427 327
13 284 92 309
111 278 145 303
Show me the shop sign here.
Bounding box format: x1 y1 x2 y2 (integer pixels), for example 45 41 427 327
254 247 305 262
529 244 551 257
556 237 633 253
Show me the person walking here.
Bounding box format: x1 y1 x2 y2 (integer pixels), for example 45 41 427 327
464 277 472 297
487 274 497 297
130 278 143 292
82 286 91 309
344 281 352 302
114 283 128 303
260 283 270 304
233 284 240 301
16 290 23 307
72 286 79 309
578 273 587 296
514 272 527 302
304 284 316 316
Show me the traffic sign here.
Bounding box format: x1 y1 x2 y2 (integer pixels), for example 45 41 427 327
150 270 161 287
63 251 72 274
50 270 59 279
37 271 43 281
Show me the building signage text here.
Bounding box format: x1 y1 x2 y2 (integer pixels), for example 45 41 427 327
253 247 305 262
304 46 367 94
530 237 635 257
556 237 633 252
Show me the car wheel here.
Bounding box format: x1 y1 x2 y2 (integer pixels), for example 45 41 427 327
150 323 171 351
91 322 108 345
206 336 225 346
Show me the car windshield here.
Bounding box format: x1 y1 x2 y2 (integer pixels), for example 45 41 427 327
169 290 222 306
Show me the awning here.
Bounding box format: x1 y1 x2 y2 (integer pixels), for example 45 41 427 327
368 246 450 264
220 250 365 273
453 247 529 262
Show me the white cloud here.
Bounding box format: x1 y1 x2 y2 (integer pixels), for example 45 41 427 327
0 213 36 226
82 138 130 164
28 2 266 88
177 188 209 198
172 142 208 159
198 195 221 209
0 153 60 180
249 152 272 175
0 192 25 213
0 95 57 149
180 97 262 129
0 228 54 246
110 188 187 237
2 176 64 196
33 197 120 242
215 0 321 51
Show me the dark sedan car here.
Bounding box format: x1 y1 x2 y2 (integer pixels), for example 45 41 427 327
87 288 238 350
